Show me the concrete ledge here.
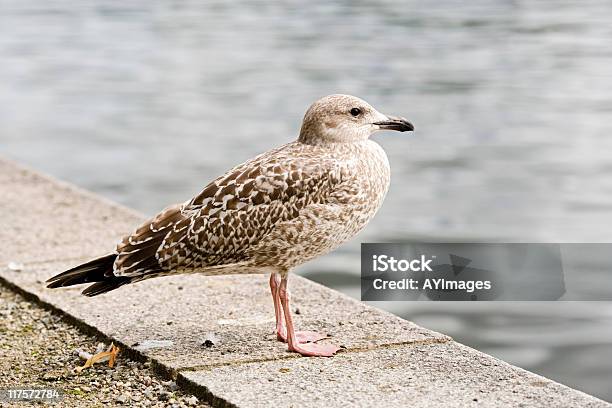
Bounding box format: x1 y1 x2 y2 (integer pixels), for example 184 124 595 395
0 260 445 372
179 342 605 408
0 158 141 265
0 157 609 408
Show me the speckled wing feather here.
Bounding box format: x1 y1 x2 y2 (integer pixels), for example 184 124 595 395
113 142 343 278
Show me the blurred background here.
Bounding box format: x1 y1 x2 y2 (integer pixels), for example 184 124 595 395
1 0 612 401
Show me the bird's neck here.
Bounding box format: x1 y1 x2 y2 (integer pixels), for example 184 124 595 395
298 128 370 145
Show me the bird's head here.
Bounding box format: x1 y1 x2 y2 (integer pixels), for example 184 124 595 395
298 94 414 145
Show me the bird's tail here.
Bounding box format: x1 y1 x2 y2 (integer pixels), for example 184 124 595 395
46 254 131 297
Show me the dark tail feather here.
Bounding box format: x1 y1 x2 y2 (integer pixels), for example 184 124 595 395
46 254 131 296
81 277 131 297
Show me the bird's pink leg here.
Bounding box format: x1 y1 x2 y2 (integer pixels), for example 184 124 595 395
269 273 286 341
269 273 327 344
279 277 340 357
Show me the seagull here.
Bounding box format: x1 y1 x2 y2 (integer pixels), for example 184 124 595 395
46 94 414 357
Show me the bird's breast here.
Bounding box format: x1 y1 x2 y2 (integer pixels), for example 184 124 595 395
335 141 391 229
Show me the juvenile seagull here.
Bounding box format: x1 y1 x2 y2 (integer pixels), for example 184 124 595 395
47 94 413 357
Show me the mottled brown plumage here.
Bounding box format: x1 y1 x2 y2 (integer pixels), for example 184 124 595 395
47 94 413 356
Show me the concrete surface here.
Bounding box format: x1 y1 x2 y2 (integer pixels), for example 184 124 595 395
0 157 609 408
180 342 606 408
0 158 141 265
0 260 446 372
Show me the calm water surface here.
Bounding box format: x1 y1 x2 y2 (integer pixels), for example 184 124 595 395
2 1 612 401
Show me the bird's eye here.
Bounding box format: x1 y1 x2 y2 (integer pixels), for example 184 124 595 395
350 107 362 117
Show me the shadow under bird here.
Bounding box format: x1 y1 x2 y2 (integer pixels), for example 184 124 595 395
46 94 414 357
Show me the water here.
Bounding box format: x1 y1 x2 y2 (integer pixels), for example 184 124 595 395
2 0 612 401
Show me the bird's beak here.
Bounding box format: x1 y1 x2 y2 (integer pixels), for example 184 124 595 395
373 115 414 132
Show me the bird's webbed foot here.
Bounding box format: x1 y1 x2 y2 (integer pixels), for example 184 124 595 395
288 342 341 357
276 329 328 344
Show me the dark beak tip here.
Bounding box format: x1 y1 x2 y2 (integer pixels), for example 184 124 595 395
374 118 414 132
397 116 414 132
